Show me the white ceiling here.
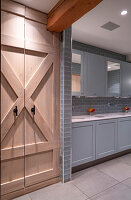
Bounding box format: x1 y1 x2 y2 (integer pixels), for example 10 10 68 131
14 0 59 13
72 0 131 55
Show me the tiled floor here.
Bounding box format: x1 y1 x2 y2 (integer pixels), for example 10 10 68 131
14 153 131 200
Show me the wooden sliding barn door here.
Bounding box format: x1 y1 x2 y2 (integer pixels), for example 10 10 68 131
24 20 60 186
1 2 60 198
1 11 25 195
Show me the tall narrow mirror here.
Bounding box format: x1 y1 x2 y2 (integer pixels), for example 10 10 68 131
107 61 120 97
72 51 82 95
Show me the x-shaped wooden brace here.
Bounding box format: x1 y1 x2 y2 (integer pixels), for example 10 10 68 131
1 53 24 142
25 53 55 142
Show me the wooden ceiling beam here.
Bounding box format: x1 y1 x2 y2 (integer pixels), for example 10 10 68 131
47 0 103 32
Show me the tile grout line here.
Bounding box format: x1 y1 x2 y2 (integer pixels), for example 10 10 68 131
94 160 131 183
88 182 121 199
71 182 90 199
72 180 120 199
71 160 131 199
94 166 122 183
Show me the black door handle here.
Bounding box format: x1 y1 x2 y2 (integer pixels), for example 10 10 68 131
13 106 18 116
31 105 35 115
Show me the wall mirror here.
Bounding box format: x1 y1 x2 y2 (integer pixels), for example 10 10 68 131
107 61 120 97
72 50 83 95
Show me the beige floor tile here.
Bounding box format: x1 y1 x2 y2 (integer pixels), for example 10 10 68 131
122 177 131 188
96 158 131 181
72 167 118 197
116 153 131 166
29 182 88 200
91 183 131 200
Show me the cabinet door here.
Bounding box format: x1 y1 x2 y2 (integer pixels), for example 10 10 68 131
121 62 131 97
106 57 121 97
96 119 117 159
72 49 84 96
72 122 95 167
118 117 131 152
84 53 106 97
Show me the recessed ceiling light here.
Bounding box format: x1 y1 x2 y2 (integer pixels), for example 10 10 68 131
108 66 111 69
121 10 128 15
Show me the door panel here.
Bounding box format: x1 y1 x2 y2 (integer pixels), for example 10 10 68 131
1 11 25 195
24 20 60 187
25 19 53 46
25 111 47 145
1 11 24 48
1 47 25 195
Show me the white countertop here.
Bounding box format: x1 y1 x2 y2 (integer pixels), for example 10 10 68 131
72 112 131 123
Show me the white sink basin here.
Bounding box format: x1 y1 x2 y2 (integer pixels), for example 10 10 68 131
95 115 105 118
74 117 86 119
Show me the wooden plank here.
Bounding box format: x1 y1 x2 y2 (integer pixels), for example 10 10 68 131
1 146 24 161
47 0 103 32
25 40 57 53
1 35 24 49
1 11 25 48
1 37 57 53
25 169 60 187
25 142 59 156
1 177 60 200
1 0 25 16
1 178 24 195
1 157 24 194
25 7 47 24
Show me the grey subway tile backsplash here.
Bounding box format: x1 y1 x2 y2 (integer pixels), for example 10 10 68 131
72 96 131 116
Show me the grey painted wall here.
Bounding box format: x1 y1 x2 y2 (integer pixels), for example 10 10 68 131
61 27 72 182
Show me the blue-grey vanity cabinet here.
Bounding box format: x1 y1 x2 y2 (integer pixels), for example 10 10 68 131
72 122 95 167
96 119 117 159
118 117 131 152
121 62 131 97
84 52 106 97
